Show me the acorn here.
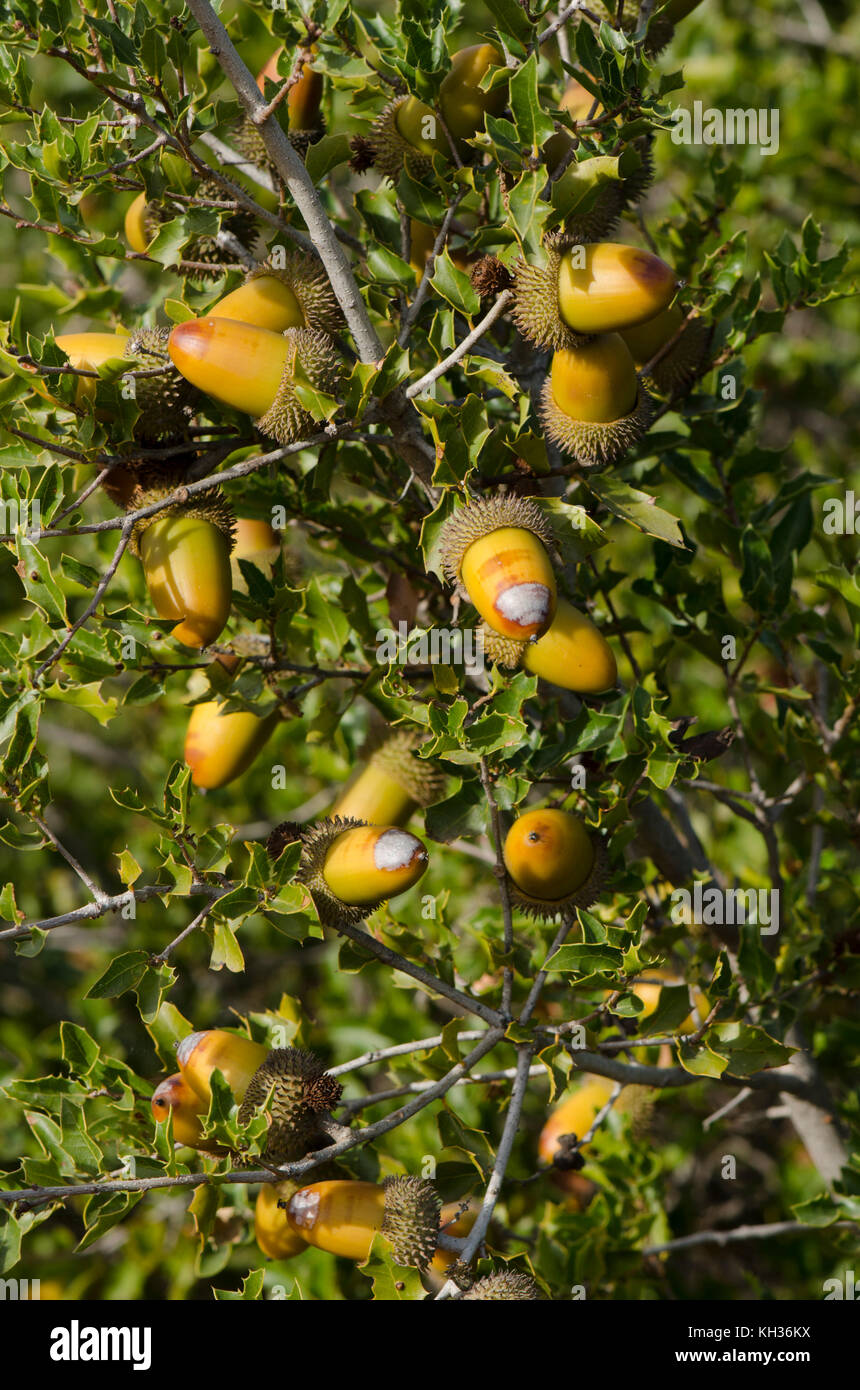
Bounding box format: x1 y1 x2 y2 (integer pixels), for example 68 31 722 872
237 1047 342 1163
255 1181 308 1261
53 326 197 439
481 596 617 694
512 238 678 351
538 1077 615 1169
332 729 446 826
167 318 342 445
462 1270 541 1300
151 1073 210 1150
285 1176 441 1267
290 817 429 927
369 43 507 181
230 516 281 593
235 47 325 170
184 700 281 789
619 304 710 396
208 254 341 335
53 329 130 406
539 334 653 469
130 486 235 649
123 179 260 276
439 495 557 642
177 1029 270 1105
502 808 605 919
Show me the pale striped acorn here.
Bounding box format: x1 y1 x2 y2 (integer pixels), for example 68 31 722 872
439 495 558 642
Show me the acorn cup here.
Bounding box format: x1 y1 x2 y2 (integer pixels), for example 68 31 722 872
439 495 558 642
512 237 679 351
123 179 260 277
130 486 235 649
368 43 507 182
502 808 606 920
285 1176 441 1268
237 1047 343 1164
332 729 446 826
176 1029 270 1105
462 1270 542 1300
184 699 281 790
268 816 429 928
620 304 711 396
480 596 618 695
208 254 342 335
167 317 342 446
539 334 654 469
151 1073 214 1152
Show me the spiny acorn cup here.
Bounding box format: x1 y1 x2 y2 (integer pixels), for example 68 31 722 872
54 326 198 439
279 817 429 927
481 596 617 694
547 135 655 244
208 254 342 336
237 1048 342 1164
123 181 260 277
130 487 235 649
168 318 342 445
539 334 654 469
439 495 558 642
332 729 446 826
285 1177 441 1267
512 238 678 350
462 1270 542 1300
620 304 711 396
184 700 281 790
502 808 606 919
151 1073 210 1151
177 1029 270 1105
368 43 507 181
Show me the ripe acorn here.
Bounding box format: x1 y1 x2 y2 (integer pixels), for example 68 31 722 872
539 334 654 469
255 1181 308 1262
53 329 130 406
332 729 446 826
53 326 198 439
275 816 429 927
167 317 342 445
208 254 341 335
184 700 281 789
502 808 605 919
512 238 678 351
462 1270 541 1300
151 1073 210 1150
481 596 617 694
619 304 711 396
177 1029 270 1105
123 179 260 277
237 1047 343 1163
131 487 235 649
235 47 325 169
369 43 507 181
285 1176 441 1268
439 495 557 642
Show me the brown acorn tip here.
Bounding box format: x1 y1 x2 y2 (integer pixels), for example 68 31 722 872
470 255 513 300
349 135 377 174
462 1269 542 1300
266 821 304 860
381 1176 441 1270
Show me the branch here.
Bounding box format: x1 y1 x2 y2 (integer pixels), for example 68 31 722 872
32 520 133 683
643 1219 857 1257
405 292 512 399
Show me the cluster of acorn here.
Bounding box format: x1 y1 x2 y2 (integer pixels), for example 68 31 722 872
150 1028 539 1298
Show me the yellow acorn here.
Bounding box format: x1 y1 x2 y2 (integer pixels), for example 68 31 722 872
512 238 678 351
168 317 341 445
481 596 617 694
53 330 130 405
255 1182 308 1261
124 192 150 254
151 1073 210 1150
208 254 341 335
332 729 446 826
503 808 605 919
369 43 507 181
273 817 429 927
235 46 325 168
132 490 234 649
184 700 280 789
285 1177 441 1267
538 1077 615 1167
619 304 711 396
539 334 654 468
439 495 557 642
122 178 260 277
176 1029 270 1105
